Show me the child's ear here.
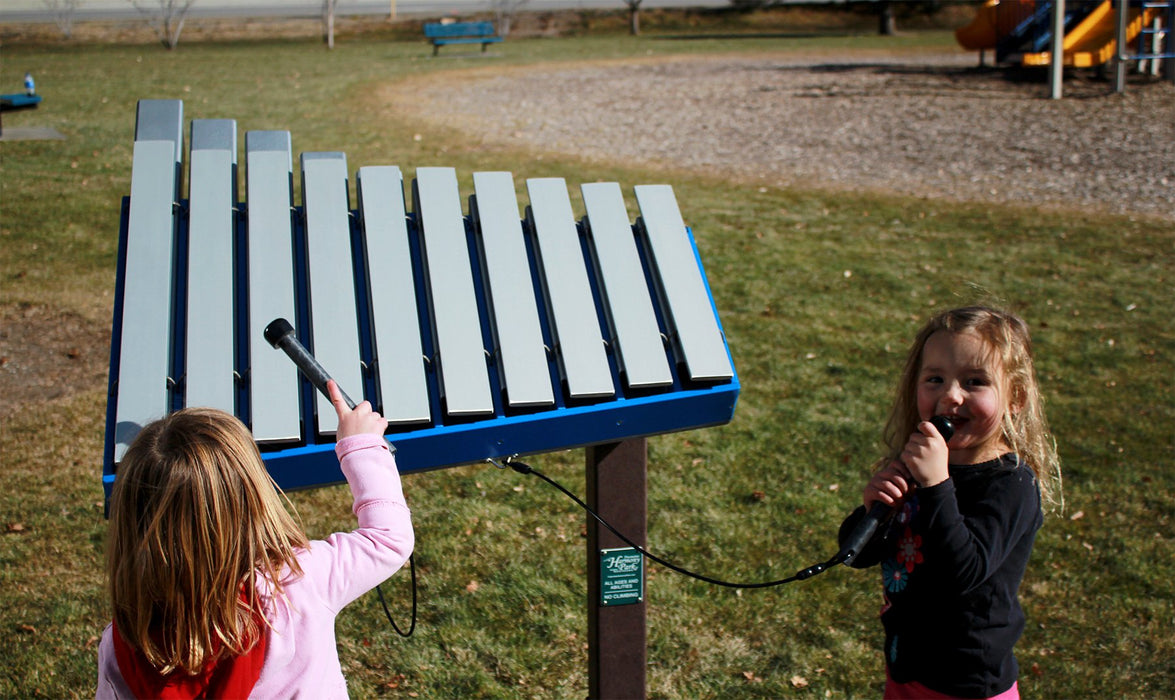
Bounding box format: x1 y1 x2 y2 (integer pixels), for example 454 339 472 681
1007 382 1026 415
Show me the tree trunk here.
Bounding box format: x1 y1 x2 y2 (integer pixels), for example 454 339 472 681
323 0 336 48
162 15 185 49
878 1 896 36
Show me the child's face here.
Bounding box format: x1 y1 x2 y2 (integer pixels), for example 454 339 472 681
916 330 1009 464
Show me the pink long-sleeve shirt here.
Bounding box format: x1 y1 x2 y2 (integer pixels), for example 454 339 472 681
96 433 414 699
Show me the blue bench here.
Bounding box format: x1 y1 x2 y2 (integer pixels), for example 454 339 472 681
423 21 502 56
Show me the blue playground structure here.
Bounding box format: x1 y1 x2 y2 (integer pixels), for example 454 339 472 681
1 93 42 110
0 90 42 137
957 0 1175 75
2 73 42 111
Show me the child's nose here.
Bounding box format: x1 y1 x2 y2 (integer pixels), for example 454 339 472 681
941 381 965 407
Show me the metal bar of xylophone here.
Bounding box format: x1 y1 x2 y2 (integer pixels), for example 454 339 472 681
103 99 739 500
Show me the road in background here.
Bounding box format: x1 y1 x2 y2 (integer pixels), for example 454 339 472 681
3 0 730 23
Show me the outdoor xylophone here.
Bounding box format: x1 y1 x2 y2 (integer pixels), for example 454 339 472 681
102 99 739 500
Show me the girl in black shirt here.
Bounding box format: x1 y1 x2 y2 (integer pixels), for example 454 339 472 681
841 306 1062 699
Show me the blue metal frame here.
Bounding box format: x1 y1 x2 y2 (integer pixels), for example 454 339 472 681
1130 0 1175 61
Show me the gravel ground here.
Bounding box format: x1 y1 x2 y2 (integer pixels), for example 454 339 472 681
394 51 1175 218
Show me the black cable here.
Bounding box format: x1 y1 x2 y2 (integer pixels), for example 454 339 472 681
375 553 417 637
370 450 839 640
499 457 842 589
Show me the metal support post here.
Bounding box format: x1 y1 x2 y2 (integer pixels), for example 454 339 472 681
1050 0 1067 98
586 438 648 700
1116 0 1130 92
1166 3 1175 83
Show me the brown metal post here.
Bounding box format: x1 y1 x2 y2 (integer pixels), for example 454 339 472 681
586 438 647 700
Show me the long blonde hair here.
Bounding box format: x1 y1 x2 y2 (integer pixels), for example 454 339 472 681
106 408 308 675
881 306 1063 510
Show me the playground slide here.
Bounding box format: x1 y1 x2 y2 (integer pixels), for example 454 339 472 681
956 0 1002 49
956 0 1038 50
1020 1 1161 66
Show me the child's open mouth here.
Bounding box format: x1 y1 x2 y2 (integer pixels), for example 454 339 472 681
943 415 968 430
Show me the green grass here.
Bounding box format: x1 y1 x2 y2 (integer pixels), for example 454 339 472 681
2 12 1174 699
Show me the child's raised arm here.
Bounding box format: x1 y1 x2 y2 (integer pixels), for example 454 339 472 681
327 380 388 441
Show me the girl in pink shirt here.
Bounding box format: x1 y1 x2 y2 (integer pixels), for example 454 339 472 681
96 380 413 699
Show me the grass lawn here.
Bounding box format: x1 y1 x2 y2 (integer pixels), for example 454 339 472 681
1 9 1173 699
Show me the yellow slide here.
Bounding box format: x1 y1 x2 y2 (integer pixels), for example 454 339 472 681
1022 0 1163 66
956 0 1038 50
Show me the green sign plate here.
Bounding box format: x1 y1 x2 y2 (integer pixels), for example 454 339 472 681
600 547 644 606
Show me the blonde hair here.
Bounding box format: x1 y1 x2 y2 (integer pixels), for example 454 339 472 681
106 408 309 675
882 306 1062 510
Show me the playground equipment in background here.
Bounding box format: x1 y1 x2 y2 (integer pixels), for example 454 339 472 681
956 0 1173 70
1 72 41 112
1022 0 1165 65
0 74 42 137
956 0 1038 53
0 93 41 110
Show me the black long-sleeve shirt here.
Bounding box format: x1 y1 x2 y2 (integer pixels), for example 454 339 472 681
839 453 1042 698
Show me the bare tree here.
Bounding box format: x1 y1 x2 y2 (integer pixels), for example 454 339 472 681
877 0 896 36
129 0 196 49
323 0 339 48
490 0 529 37
41 0 83 39
624 0 642 36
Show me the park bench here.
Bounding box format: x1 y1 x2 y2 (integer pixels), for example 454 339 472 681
423 21 503 56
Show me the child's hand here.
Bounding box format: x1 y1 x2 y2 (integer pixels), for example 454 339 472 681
900 421 950 488
328 380 388 441
863 460 914 510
